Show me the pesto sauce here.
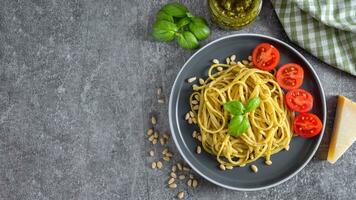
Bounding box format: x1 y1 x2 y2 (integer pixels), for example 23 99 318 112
208 0 262 29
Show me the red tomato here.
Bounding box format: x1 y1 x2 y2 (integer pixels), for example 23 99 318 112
252 43 280 71
276 63 304 90
285 89 313 112
293 113 323 138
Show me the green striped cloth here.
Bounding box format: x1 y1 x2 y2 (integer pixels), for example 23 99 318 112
271 0 356 76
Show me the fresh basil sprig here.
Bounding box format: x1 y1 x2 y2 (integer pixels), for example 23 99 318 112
224 97 261 137
151 2 210 49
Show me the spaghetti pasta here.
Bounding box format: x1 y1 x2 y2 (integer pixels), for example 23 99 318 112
189 59 294 167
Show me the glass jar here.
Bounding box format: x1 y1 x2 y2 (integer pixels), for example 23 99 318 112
208 0 263 29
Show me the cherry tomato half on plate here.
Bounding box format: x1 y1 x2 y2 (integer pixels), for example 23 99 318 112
293 113 323 138
285 89 313 113
276 63 304 90
252 43 280 71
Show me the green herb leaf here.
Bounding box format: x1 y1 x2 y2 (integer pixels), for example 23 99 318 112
245 97 261 113
152 20 178 42
188 17 210 40
177 17 191 29
175 31 199 49
223 100 245 115
156 10 174 22
161 3 188 18
228 115 250 137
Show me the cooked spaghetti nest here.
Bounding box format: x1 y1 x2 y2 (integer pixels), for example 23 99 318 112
189 60 294 167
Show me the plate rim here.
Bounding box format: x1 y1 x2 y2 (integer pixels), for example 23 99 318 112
168 33 327 191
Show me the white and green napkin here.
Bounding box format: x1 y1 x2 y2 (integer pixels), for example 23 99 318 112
271 0 356 75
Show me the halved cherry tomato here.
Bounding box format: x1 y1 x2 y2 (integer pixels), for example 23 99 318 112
293 113 323 138
276 63 304 90
252 43 280 71
286 89 313 112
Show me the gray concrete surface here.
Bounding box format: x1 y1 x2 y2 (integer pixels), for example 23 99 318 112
0 0 355 199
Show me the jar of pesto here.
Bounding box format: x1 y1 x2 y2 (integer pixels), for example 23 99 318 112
208 0 262 29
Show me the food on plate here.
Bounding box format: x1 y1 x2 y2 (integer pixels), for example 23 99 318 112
276 63 304 90
293 113 323 138
327 96 356 164
252 43 280 71
188 57 293 167
285 89 313 113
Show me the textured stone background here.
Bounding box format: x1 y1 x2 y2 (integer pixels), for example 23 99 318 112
0 0 355 199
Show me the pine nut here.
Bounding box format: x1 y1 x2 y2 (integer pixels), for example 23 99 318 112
156 87 162 96
149 150 154 157
168 177 175 185
158 99 165 104
148 135 154 142
191 100 198 105
248 55 252 61
197 135 202 142
196 146 202 154
189 111 195 118
187 77 197 83
212 59 219 64
187 179 192 187
177 163 183 171
226 166 233 170
177 191 185 199
160 137 165 145
185 113 190 120
192 84 199 90
170 172 177 178
188 118 192 124
151 162 157 169
152 139 157 145
183 166 190 172
193 105 199 110
265 160 272 166
162 148 168 155
230 61 236 65
192 131 197 138
226 57 230 64
219 164 226 171
192 179 198 188
168 183 177 189
179 175 185 180
198 78 204 85
151 116 157 125
285 145 290 151
171 165 177 172
250 165 258 173
156 161 163 169
163 156 170 161
230 55 236 61
166 152 173 157
217 66 223 71
242 60 249 65
192 118 197 124
147 128 154 136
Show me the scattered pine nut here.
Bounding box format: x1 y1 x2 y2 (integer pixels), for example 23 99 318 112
187 77 197 83
192 118 197 124
152 139 158 145
250 165 258 173
192 131 197 138
242 60 249 65
156 161 163 169
169 183 177 189
248 55 252 61
183 166 190 172
185 113 190 120
149 150 154 157
226 166 233 170
187 179 192 187
219 164 226 171
226 57 230 64
191 100 198 105
179 175 186 180
189 111 195 118
177 191 185 199
151 162 157 169
198 78 204 85
153 131 159 139
265 160 272 166
168 177 175 185
230 61 236 65
147 128 154 136
285 145 290 151
192 179 198 188
170 172 177 178
177 163 183 171
148 135 155 142
163 156 170 161
156 87 162 96
192 84 199 90
193 105 199 110
197 135 202 142
172 165 177 172
162 148 168 155
196 146 202 154
188 118 193 124
166 152 173 157
158 99 165 104
217 66 223 71
212 59 219 64
159 137 165 145
230 54 236 61
151 116 157 125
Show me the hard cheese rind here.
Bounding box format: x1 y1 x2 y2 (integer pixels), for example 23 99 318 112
327 96 356 164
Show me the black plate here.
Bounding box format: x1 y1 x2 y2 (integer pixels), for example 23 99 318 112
169 34 326 191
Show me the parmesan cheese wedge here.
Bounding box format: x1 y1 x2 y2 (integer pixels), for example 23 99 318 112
327 96 356 164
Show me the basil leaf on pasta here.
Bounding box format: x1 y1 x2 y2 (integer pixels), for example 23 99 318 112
224 100 245 115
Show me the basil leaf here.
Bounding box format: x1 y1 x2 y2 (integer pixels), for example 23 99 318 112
161 3 188 18
175 31 199 49
152 20 178 42
177 17 191 29
156 10 174 22
245 97 261 113
224 100 245 115
188 17 210 40
228 115 250 137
